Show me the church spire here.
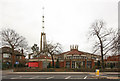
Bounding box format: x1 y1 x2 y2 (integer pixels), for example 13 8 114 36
42 7 45 33
40 6 47 53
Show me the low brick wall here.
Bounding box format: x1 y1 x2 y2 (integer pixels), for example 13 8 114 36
14 67 119 72
14 68 74 72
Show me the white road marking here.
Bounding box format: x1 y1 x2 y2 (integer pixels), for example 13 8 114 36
10 78 17 79
30 76 40 79
84 76 87 79
29 78 34 79
70 78 83 79
65 76 71 79
46 76 54 79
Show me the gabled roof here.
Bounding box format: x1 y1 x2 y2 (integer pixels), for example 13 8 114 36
58 49 101 56
67 50 83 55
59 51 70 56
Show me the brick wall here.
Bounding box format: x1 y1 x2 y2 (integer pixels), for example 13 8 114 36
59 62 64 67
91 59 95 68
38 61 43 69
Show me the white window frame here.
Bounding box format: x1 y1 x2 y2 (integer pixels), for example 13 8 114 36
3 53 11 58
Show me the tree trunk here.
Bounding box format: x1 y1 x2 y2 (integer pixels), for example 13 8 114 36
51 55 54 68
11 47 15 68
100 41 104 68
97 35 104 68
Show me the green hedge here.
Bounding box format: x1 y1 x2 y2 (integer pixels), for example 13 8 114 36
2 63 12 70
14 63 25 68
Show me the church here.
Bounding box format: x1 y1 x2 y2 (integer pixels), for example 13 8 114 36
27 7 101 69
28 44 101 69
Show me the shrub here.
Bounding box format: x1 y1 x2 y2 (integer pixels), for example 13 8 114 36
2 62 12 69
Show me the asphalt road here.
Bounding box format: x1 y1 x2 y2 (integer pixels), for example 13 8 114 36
2 74 93 79
1 70 119 79
2 74 120 79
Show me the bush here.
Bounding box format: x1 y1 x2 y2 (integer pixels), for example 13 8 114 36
14 63 25 68
2 63 12 70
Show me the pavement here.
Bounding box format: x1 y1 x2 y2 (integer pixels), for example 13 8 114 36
2 70 120 79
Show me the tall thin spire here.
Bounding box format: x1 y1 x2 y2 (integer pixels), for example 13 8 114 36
40 6 47 53
42 7 45 33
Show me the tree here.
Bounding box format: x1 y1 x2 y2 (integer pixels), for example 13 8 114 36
111 30 119 55
31 44 39 53
89 20 117 68
45 42 62 68
0 28 28 68
31 44 39 57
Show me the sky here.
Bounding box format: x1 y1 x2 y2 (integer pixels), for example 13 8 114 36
0 0 118 54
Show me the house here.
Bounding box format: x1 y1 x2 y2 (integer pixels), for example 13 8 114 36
104 55 120 68
1 46 26 67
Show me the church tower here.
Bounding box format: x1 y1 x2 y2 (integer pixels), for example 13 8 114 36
40 7 47 53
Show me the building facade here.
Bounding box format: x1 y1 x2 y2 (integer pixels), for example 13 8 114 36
104 55 120 68
1 47 25 67
57 45 101 69
28 45 101 69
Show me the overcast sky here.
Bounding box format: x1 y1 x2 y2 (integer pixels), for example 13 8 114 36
0 0 118 54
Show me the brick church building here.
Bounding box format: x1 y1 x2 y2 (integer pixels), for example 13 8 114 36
27 7 101 69
28 45 101 69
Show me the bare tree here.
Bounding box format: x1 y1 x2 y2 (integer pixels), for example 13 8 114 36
0 28 28 68
31 44 39 58
110 31 118 55
45 42 62 68
89 20 117 68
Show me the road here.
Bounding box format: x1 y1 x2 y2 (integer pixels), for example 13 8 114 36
1 70 120 79
2 74 94 79
2 74 120 79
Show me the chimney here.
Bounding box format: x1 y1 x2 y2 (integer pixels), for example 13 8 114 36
70 45 78 51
